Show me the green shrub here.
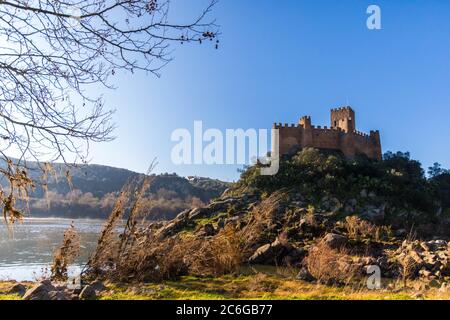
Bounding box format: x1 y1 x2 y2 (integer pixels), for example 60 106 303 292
233 149 444 226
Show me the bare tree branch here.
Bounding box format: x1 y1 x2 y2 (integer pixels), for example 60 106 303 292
0 0 219 222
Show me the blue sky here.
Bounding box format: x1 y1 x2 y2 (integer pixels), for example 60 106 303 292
88 0 450 181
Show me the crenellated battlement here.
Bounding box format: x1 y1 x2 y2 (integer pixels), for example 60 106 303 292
353 130 369 138
273 122 300 129
331 106 353 112
275 106 382 160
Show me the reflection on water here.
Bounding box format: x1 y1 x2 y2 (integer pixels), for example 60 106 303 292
0 218 106 281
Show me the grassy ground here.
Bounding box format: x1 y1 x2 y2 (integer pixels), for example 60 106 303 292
0 281 30 300
99 274 449 300
1 269 449 300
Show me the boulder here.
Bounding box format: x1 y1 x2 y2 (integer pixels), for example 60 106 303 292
292 192 305 202
439 283 450 292
441 262 450 276
320 197 341 212
203 223 216 236
426 240 447 250
217 218 225 229
419 269 432 278
298 215 326 235
90 280 107 292
72 287 83 295
7 283 27 296
248 238 301 265
224 216 240 226
375 256 390 272
408 250 424 265
187 207 204 220
79 285 97 300
420 242 431 252
417 224 437 237
296 267 315 282
321 233 347 249
283 247 306 266
298 218 307 230
158 210 191 237
428 279 441 288
248 243 272 264
198 197 251 218
40 279 53 287
394 229 407 238
47 291 71 300
390 212 408 230
360 205 385 224
344 199 358 213
23 280 56 300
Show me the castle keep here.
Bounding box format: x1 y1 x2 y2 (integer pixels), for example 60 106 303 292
274 107 382 160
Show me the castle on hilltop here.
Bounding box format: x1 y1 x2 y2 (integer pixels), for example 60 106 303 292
274 107 382 160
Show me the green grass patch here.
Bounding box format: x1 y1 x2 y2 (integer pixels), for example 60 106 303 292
0 294 22 300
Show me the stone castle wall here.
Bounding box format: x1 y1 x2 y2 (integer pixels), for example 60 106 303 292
274 107 382 160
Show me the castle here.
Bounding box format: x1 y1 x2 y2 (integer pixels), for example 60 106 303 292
274 107 382 160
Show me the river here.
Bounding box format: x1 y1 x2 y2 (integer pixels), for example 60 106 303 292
0 218 106 281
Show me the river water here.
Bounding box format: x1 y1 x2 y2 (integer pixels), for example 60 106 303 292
0 218 106 281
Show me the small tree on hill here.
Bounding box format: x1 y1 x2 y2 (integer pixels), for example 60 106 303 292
428 163 449 178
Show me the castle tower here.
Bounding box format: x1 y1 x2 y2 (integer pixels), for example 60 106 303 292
299 116 313 147
299 116 311 129
330 106 355 133
370 130 382 161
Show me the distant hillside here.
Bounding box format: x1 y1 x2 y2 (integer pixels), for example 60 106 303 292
2 160 230 219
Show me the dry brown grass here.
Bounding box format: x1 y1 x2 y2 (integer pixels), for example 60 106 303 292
84 185 130 276
398 254 419 288
51 223 80 281
87 223 243 282
237 191 287 258
246 273 279 293
84 167 243 282
186 225 242 277
344 215 391 242
304 240 359 285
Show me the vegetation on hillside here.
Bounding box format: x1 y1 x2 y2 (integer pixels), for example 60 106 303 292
235 149 450 230
78 149 449 289
1 159 229 219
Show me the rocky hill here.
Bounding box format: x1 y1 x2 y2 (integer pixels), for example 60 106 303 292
149 148 450 286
